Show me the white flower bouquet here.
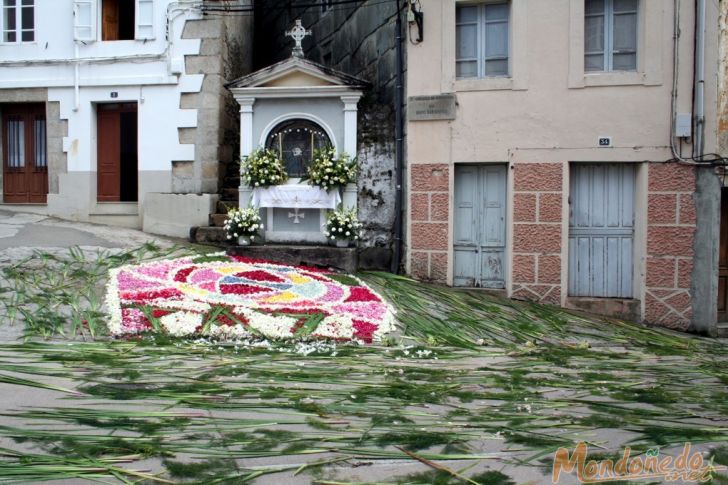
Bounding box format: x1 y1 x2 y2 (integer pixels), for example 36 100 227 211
224 207 264 241
303 146 357 192
240 148 288 188
324 208 362 241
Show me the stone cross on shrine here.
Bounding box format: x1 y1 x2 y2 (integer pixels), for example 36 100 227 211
286 19 312 58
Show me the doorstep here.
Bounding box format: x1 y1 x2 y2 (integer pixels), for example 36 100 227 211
227 244 358 273
565 297 641 322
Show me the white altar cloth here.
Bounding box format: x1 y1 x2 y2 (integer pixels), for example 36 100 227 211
251 185 341 209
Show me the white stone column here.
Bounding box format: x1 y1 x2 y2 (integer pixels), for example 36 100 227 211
341 95 361 156
238 97 256 157
237 97 255 204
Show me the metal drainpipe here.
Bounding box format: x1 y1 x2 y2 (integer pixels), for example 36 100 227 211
694 0 706 158
391 0 405 274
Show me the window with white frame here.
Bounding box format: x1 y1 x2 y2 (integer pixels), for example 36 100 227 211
2 0 34 43
584 0 638 72
72 0 153 42
455 2 510 79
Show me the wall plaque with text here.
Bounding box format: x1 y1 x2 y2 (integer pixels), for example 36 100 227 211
407 94 457 121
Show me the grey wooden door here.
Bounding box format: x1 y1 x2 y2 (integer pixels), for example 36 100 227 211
454 164 507 288
568 163 635 298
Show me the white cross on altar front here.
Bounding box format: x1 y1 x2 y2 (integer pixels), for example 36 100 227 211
286 19 311 58
288 208 305 224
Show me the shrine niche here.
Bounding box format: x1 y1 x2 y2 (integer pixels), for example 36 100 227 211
227 20 367 244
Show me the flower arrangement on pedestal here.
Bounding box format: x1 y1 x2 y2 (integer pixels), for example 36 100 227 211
224 207 263 245
240 148 288 188
325 208 362 247
303 146 357 191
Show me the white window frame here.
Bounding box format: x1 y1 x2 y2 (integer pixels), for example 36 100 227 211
585 0 639 72
73 0 96 42
568 0 660 88
1 0 35 44
135 0 154 40
455 2 510 80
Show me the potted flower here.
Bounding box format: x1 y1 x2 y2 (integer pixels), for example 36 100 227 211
324 208 362 248
303 146 356 192
240 148 288 188
224 207 264 246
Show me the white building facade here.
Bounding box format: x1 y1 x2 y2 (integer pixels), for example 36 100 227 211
0 0 251 232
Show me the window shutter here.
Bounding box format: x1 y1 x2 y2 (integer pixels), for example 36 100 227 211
73 0 95 41
136 0 154 39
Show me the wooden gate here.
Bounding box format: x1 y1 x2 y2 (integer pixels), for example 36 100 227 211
568 163 635 298
453 164 507 288
2 103 48 203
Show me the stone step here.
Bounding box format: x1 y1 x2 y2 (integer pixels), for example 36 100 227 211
221 187 239 200
216 200 238 213
209 213 228 227
222 175 240 186
227 244 358 273
190 226 230 245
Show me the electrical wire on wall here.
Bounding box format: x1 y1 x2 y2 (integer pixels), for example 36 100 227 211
407 0 423 44
668 0 727 170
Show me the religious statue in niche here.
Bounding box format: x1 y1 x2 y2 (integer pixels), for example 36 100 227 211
265 119 331 177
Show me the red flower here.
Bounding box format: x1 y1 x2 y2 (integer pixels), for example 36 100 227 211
352 319 378 343
121 288 183 302
344 287 381 303
152 309 172 318
219 283 273 295
234 270 285 283
173 266 197 282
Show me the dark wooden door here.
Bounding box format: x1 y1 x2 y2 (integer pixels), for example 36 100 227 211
97 103 137 202
2 103 48 203
718 188 728 321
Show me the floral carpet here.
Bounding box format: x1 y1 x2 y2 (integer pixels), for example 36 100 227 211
105 254 396 343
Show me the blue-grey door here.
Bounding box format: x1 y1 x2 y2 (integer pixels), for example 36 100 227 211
454 164 507 288
568 163 635 298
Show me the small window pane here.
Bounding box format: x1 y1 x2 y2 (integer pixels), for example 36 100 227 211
585 0 605 15
21 0 32 5
34 119 46 168
4 7 16 30
21 6 32 29
456 24 477 59
20 29 32 41
3 31 15 42
613 0 638 13
3 0 16 6
584 15 604 52
612 52 636 71
484 3 509 21
485 21 508 58
585 53 604 71
456 60 478 78
485 59 508 76
613 13 637 51
456 6 477 23
7 120 25 168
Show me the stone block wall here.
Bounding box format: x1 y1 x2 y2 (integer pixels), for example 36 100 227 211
180 10 252 195
511 162 563 305
645 162 697 330
409 163 449 281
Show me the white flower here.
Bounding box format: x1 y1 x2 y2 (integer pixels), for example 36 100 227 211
160 312 203 337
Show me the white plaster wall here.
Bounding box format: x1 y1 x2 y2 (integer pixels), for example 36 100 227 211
1 1 206 225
